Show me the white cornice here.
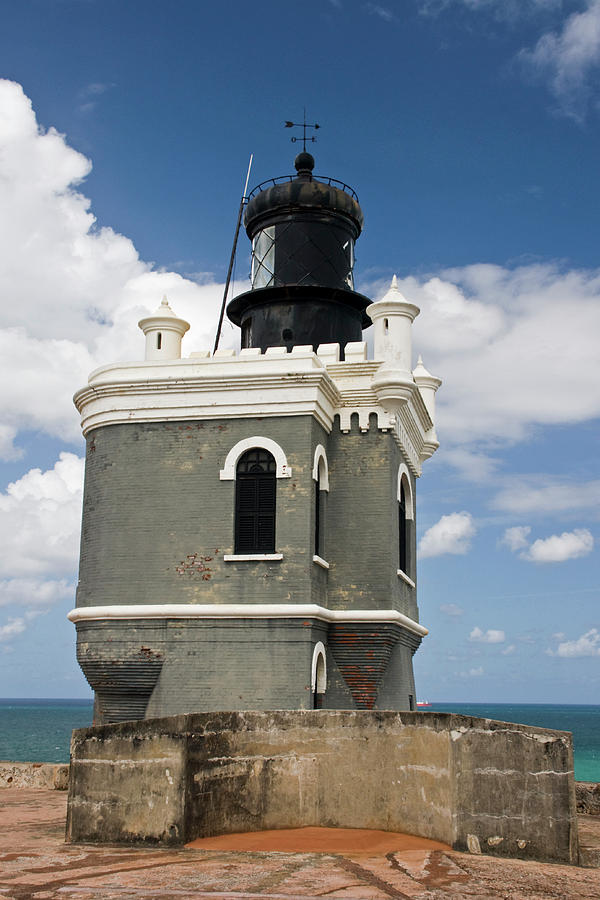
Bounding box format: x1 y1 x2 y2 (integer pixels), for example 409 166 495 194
67 603 428 637
73 347 438 470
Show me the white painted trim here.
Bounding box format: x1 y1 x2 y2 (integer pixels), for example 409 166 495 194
311 444 329 491
397 569 416 589
312 555 330 570
220 437 291 480
397 463 414 519
67 604 428 636
311 641 327 693
223 554 283 562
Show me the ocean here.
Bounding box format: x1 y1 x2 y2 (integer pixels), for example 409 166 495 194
1 699 599 782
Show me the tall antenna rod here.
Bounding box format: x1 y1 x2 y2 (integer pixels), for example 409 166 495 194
213 154 253 354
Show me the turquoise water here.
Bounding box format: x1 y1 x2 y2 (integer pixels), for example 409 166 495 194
0 699 93 764
1 699 599 781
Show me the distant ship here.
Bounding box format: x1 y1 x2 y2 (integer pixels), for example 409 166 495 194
416 700 432 707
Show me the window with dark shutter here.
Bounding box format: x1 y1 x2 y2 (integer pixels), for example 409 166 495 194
235 449 276 553
399 481 407 574
314 470 321 556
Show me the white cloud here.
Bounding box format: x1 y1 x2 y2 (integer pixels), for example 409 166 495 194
554 628 600 658
0 80 232 447
0 617 26 642
469 626 506 644
493 477 600 516
419 512 476 558
365 3 395 21
0 425 24 462
419 0 560 20
459 666 484 677
0 453 84 578
518 0 600 121
502 644 516 655
366 264 600 472
0 578 74 609
523 528 594 562
440 602 464 617
501 526 532 552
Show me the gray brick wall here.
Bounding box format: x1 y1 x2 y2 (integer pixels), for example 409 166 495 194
76 413 421 718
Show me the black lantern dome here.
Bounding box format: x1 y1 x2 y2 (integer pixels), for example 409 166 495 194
227 153 370 355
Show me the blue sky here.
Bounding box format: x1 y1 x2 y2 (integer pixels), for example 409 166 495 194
0 0 598 702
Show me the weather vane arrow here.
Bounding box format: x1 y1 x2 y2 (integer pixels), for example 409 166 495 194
284 110 320 151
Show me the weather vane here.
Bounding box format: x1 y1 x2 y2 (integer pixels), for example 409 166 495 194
284 109 320 151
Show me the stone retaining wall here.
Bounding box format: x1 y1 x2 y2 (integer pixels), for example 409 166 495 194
576 782 600 816
0 761 69 790
67 709 579 864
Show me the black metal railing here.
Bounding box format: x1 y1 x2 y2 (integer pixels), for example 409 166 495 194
246 174 359 202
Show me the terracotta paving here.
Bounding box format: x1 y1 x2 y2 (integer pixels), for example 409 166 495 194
2 789 600 899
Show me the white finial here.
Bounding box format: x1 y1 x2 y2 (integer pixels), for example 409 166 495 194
417 354 423 366
391 274 399 290
161 295 169 307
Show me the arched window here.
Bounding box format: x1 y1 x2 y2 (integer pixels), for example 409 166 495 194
311 642 327 710
397 465 414 581
312 445 329 563
235 449 276 554
399 480 407 574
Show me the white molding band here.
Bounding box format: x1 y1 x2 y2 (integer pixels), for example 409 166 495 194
223 554 283 562
397 569 416 589
220 436 291 480
311 444 330 491
312 555 330 569
67 603 428 636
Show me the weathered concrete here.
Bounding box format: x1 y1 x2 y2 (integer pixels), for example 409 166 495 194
0 760 69 790
67 709 579 864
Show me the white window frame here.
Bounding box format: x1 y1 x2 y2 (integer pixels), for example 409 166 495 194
220 437 292 480
311 641 327 693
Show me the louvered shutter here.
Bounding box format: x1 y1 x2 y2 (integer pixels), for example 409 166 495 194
235 450 276 553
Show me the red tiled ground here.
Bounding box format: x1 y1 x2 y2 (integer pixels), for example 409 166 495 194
1 789 600 899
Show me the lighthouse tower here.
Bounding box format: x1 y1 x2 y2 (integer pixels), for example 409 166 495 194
70 152 441 724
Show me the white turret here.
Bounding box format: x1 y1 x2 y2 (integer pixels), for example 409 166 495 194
413 355 442 458
367 275 420 409
138 296 190 361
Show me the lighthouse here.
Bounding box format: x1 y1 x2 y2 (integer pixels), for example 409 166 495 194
69 151 441 724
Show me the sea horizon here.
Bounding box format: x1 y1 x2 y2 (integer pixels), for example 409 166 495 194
1 698 599 782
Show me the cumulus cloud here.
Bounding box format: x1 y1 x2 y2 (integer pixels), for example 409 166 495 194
501 526 532 552
0 79 232 447
469 626 506 643
0 617 27 642
518 0 600 121
418 512 476 558
523 528 594 563
552 628 600 658
493 477 600 516
440 603 464 617
365 264 600 472
0 452 84 578
501 524 594 562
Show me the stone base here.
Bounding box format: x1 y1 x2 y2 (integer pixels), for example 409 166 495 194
0 761 69 790
66 709 579 864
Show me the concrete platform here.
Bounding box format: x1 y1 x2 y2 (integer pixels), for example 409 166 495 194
2 789 600 899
